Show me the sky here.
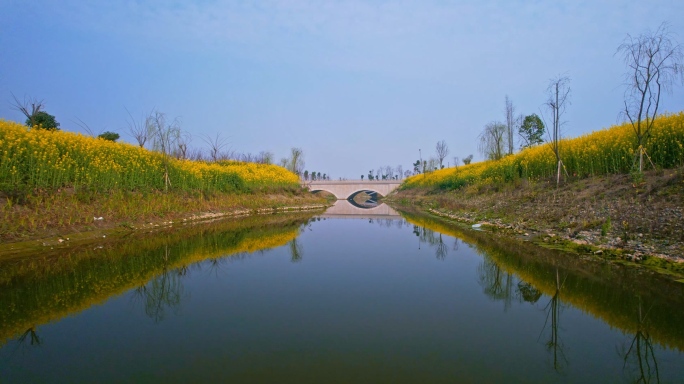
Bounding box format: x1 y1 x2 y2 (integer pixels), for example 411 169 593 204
1 0 683 179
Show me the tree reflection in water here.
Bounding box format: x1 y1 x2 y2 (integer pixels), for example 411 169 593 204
477 254 567 371
477 256 516 312
516 281 542 304
17 326 41 347
620 298 660 383
412 225 451 260
289 238 303 263
129 245 186 323
435 234 448 260
539 268 568 373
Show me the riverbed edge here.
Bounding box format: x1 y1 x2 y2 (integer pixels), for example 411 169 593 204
0 202 331 259
390 202 684 281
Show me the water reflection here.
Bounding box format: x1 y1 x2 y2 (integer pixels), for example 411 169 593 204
540 268 568 373
517 281 542 304
2 207 684 382
347 190 380 208
621 298 660 383
400 209 684 382
322 200 400 218
17 327 41 347
0 212 316 345
289 238 303 263
129 246 186 323
412 225 460 260
477 256 516 311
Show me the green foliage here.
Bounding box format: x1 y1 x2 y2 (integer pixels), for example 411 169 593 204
26 111 60 130
462 154 473 165
97 131 120 142
601 218 611 237
217 172 246 193
519 114 545 148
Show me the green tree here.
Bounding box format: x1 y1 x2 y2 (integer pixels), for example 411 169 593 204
26 111 60 130
10 94 59 130
519 114 545 148
98 131 120 142
462 154 473 165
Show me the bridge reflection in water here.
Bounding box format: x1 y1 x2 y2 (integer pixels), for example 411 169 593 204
320 200 400 219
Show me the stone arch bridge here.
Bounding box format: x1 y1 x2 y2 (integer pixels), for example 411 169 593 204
303 180 402 200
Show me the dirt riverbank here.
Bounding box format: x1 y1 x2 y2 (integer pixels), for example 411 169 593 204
0 189 328 252
388 167 684 277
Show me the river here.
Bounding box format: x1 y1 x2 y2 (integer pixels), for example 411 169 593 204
1 202 683 383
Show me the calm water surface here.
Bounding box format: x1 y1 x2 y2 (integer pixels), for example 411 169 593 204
1 204 683 383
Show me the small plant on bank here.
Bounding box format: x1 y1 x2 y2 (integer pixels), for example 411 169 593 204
621 220 630 241
601 218 611 237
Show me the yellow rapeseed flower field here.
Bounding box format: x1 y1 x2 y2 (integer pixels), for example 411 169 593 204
0 120 300 193
403 112 684 190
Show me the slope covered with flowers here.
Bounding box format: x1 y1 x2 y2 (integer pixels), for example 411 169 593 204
402 112 684 190
0 120 299 193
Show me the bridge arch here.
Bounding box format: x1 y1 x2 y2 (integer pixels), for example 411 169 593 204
305 180 401 200
311 188 383 200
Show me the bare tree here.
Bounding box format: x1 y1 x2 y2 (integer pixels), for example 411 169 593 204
187 148 206 161
385 165 395 179
148 111 182 191
478 122 507 161
282 147 305 176
505 95 516 155
544 75 571 186
202 133 229 162
427 157 439 172
126 107 154 148
435 140 450 169
452 156 460 168
10 93 44 128
258 151 274 164
72 117 96 137
617 22 683 172
396 164 403 179
174 131 192 160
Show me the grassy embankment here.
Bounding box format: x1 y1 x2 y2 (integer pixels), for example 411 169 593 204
0 120 326 242
392 112 684 265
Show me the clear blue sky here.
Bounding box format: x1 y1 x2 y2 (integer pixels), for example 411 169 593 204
1 1 683 179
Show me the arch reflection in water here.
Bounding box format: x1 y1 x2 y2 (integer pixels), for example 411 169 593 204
321 199 400 218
